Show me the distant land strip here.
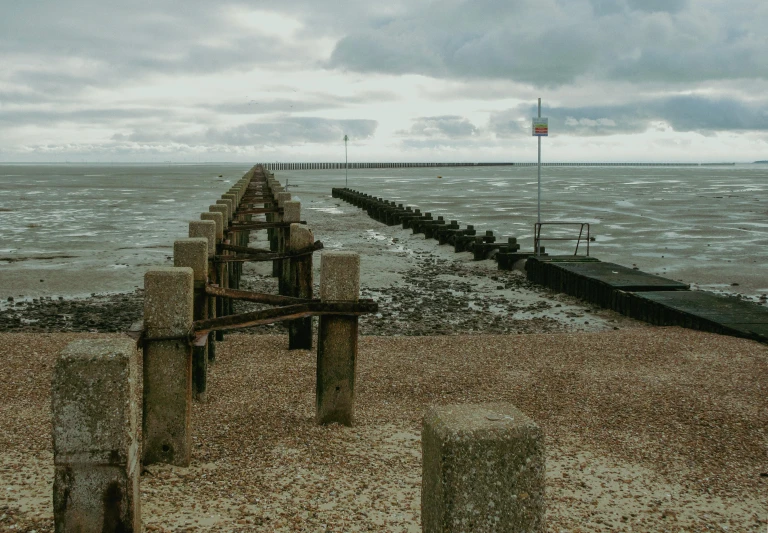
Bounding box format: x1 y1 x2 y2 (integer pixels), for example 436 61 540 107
257 162 737 170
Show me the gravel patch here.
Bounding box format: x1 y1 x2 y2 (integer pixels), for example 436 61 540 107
1 329 766 531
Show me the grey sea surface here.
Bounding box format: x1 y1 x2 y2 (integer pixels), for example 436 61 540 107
0 163 252 302
1 163 766 303
285 164 768 302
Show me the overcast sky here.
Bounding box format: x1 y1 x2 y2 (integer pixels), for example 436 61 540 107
2 0 767 162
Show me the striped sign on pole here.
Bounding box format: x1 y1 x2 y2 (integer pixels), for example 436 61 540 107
532 117 549 136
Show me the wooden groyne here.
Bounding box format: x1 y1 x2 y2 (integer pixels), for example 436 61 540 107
333 187 768 344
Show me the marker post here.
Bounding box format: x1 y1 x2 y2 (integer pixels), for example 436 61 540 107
532 99 548 256
344 134 349 187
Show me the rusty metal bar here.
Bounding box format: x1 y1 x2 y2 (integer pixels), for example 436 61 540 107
219 241 322 256
237 207 282 215
219 244 272 254
204 285 310 305
226 221 307 232
192 300 378 335
213 243 322 263
534 222 590 256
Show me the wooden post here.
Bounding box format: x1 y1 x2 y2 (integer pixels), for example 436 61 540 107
52 339 140 532
142 267 193 466
287 222 314 349
174 238 208 402
316 251 359 425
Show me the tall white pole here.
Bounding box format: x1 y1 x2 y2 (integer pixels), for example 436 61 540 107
537 98 541 255
344 135 349 188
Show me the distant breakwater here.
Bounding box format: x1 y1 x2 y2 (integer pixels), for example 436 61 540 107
257 162 735 171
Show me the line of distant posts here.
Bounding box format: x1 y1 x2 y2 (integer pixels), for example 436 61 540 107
258 161 735 170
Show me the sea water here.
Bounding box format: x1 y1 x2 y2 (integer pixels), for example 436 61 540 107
1 163 766 302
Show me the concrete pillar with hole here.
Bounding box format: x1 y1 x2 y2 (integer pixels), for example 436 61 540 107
142 267 194 466
52 338 141 532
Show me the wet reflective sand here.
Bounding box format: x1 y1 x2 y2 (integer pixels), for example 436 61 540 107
1 164 766 302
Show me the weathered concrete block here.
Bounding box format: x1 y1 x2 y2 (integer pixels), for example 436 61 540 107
143 267 194 337
208 204 229 227
201 211 224 240
289 223 313 251
189 220 216 257
222 193 237 210
283 200 300 223
215 199 232 222
422 403 545 533
173 239 209 401
320 251 360 302
276 192 291 209
52 338 140 532
142 267 194 466
174 238 208 282
317 251 360 425
287 223 314 350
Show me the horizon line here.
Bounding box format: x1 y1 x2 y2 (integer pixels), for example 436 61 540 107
0 161 754 166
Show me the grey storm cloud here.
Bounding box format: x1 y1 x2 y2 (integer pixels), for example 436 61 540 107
489 95 768 137
0 107 181 128
210 91 399 115
117 117 378 146
328 0 768 86
399 116 479 138
1 1 318 97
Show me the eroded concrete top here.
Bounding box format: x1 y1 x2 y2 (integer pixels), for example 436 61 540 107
423 402 540 438
320 251 360 302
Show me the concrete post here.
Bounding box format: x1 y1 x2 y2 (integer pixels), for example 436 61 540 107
287 222 313 349
278 201 301 294
142 267 194 466
215 199 232 225
201 211 224 349
189 220 217 369
217 198 237 291
316 251 359 425
209 204 230 317
273 192 291 276
52 338 140 532
223 193 241 287
422 403 545 532
174 238 208 402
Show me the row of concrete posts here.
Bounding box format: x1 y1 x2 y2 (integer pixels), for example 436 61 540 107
50 166 545 532
50 166 367 531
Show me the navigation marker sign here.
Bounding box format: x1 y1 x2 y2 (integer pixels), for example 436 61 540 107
532 117 548 136
533 99 546 256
